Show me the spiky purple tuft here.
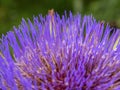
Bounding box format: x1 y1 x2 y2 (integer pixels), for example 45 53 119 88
0 12 120 90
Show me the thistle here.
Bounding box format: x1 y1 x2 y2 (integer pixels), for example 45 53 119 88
0 11 120 90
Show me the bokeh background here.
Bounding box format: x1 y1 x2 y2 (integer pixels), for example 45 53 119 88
0 0 120 36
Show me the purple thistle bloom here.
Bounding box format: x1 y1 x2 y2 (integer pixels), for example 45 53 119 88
0 12 120 90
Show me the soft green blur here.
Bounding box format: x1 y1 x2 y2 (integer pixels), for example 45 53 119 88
0 0 120 36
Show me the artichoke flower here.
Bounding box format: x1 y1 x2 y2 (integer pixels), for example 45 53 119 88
0 11 120 90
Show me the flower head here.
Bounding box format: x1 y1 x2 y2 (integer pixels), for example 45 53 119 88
0 12 120 90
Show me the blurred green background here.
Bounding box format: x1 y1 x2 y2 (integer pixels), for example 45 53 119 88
0 0 120 36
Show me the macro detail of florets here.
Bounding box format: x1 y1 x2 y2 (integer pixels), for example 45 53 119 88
0 12 120 90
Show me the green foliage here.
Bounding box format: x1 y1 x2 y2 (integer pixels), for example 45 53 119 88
0 0 120 36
